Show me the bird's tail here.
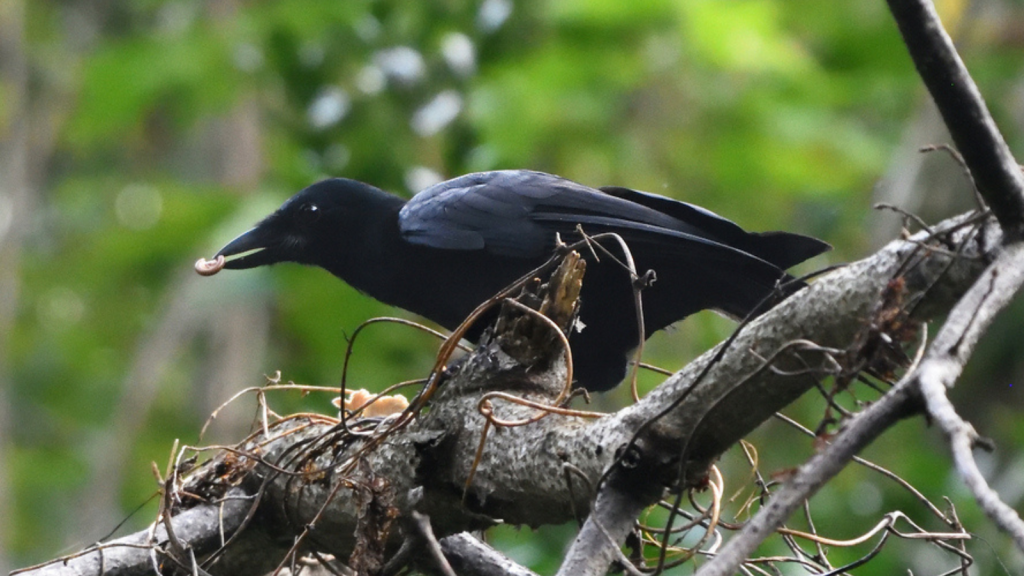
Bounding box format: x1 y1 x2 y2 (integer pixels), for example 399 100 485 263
742 231 831 271
694 246 816 322
704 273 802 321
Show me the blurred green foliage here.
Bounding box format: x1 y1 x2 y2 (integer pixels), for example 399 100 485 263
7 0 1024 573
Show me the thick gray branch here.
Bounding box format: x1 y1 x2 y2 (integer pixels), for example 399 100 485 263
555 215 994 574
696 240 1024 576
17 490 269 576
556 463 659 576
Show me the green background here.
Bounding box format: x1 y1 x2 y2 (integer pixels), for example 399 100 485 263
4 0 1024 573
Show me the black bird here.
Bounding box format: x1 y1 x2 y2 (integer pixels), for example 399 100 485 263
205 170 829 391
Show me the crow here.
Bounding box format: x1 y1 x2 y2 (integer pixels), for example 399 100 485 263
199 169 829 391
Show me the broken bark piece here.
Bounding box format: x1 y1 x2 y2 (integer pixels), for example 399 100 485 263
494 250 585 372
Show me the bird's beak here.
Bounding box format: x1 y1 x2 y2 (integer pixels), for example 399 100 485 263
215 226 281 269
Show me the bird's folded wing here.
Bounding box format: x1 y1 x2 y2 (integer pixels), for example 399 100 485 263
398 170 826 269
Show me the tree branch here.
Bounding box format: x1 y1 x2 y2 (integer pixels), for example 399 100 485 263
556 461 659 576
696 238 1024 575
694 362 922 576
15 490 274 576
438 534 539 576
916 242 1024 551
886 0 1024 237
14 212 995 576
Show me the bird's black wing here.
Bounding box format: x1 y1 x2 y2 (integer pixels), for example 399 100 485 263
599 185 830 268
398 170 547 257
598 185 750 241
398 170 753 261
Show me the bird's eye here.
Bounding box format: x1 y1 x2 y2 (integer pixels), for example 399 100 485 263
297 203 320 225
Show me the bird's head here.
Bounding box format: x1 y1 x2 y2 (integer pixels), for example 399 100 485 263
213 178 401 271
